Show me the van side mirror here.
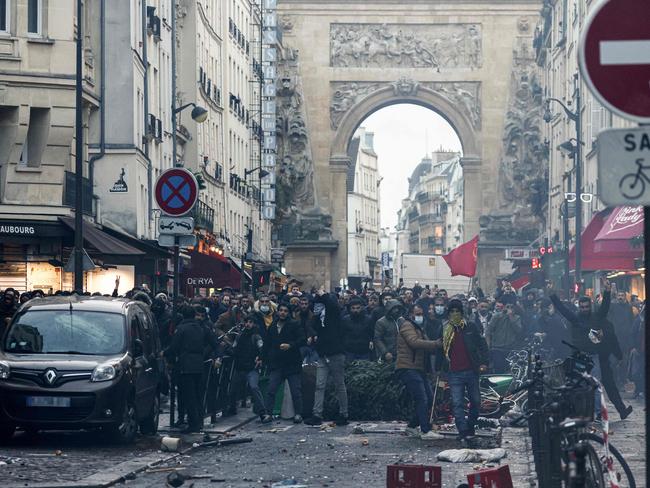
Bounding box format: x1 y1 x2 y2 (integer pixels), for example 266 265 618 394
133 339 144 358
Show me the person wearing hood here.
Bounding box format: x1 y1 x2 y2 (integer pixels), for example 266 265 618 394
396 304 443 440
550 279 632 419
305 290 349 426
374 300 405 363
442 299 489 443
0 289 17 335
164 304 220 433
533 298 569 360
342 298 373 362
252 294 277 338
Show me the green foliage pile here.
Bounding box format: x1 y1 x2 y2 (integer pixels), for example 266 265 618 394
323 361 413 421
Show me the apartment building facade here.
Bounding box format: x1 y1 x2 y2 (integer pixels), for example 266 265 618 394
536 0 642 296
346 127 381 288
396 150 463 256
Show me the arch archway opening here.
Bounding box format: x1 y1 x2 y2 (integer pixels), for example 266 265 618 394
344 103 465 290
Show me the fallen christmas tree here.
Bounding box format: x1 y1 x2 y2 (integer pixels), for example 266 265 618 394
319 360 414 421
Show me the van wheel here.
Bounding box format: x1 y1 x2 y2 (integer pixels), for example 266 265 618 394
0 423 15 443
110 400 138 444
140 393 160 435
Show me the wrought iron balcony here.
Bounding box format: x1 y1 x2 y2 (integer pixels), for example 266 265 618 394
192 199 214 232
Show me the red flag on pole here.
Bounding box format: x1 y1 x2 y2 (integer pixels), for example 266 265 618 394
442 235 479 277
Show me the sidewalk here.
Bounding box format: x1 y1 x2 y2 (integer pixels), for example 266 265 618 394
506 395 646 487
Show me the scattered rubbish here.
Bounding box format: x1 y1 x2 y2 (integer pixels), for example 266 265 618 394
437 448 507 463
271 480 309 487
167 471 188 487
161 436 182 452
25 453 68 458
298 439 307 443
146 467 187 474
0 456 21 465
361 439 369 447
198 436 253 448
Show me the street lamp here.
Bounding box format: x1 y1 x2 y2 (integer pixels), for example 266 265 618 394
544 73 583 295
239 167 270 291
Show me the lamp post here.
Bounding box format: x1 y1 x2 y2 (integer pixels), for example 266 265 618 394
240 167 270 292
73 0 85 292
544 73 583 295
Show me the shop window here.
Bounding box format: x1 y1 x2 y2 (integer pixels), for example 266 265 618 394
27 0 41 35
18 107 49 168
0 0 9 34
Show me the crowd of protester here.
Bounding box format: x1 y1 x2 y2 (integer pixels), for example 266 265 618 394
0 277 643 440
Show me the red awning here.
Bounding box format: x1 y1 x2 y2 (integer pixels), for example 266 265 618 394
595 206 644 241
569 208 642 271
182 250 242 293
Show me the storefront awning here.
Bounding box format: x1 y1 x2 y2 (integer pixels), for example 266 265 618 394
182 250 242 291
595 206 644 241
101 225 172 258
59 217 145 256
569 208 642 272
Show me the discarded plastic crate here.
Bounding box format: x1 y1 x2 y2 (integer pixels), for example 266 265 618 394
466 465 514 488
386 464 442 488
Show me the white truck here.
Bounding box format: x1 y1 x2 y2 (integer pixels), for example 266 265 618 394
397 253 471 295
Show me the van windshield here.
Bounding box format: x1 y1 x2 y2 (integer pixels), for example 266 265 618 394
4 310 126 355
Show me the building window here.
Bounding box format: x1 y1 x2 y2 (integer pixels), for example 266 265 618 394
27 0 40 35
19 108 50 168
0 0 9 33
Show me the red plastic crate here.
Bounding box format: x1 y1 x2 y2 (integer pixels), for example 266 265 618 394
466 465 514 488
387 464 442 488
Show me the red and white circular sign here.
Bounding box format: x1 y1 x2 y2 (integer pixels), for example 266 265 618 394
155 168 198 216
579 0 650 122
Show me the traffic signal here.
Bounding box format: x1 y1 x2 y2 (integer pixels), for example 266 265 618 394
531 258 542 270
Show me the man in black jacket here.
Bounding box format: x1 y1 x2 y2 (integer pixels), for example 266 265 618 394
230 315 269 422
550 280 633 419
305 290 349 426
261 303 305 423
342 299 373 362
164 305 220 433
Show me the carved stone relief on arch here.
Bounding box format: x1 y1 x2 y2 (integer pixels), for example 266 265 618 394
330 23 482 70
329 80 482 130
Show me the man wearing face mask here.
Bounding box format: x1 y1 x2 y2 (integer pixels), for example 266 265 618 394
253 295 276 339
374 300 405 363
342 299 373 362
443 299 489 443
306 289 349 426
431 296 448 321
551 280 632 419
396 304 443 440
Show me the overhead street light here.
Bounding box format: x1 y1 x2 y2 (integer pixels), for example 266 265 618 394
544 73 584 296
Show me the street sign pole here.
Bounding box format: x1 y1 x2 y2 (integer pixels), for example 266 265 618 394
645 205 649 487
73 0 84 293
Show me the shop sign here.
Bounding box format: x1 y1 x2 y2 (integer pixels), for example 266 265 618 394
109 168 128 193
0 224 36 235
186 277 214 286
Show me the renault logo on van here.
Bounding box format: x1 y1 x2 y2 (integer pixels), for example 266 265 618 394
43 369 58 385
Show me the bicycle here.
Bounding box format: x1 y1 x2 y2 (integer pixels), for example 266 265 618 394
619 158 650 200
511 345 635 488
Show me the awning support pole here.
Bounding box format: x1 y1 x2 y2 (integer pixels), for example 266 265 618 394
643 207 650 486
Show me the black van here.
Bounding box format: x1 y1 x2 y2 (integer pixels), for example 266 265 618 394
0 296 164 443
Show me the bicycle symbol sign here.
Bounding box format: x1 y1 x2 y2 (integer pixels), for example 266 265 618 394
155 168 198 216
598 127 650 206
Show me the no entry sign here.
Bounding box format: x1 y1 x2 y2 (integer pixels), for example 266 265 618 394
155 168 198 216
579 0 650 122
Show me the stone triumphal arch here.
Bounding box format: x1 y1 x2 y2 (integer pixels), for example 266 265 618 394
273 0 548 290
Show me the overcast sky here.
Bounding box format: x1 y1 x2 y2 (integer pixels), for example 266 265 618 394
360 104 462 230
